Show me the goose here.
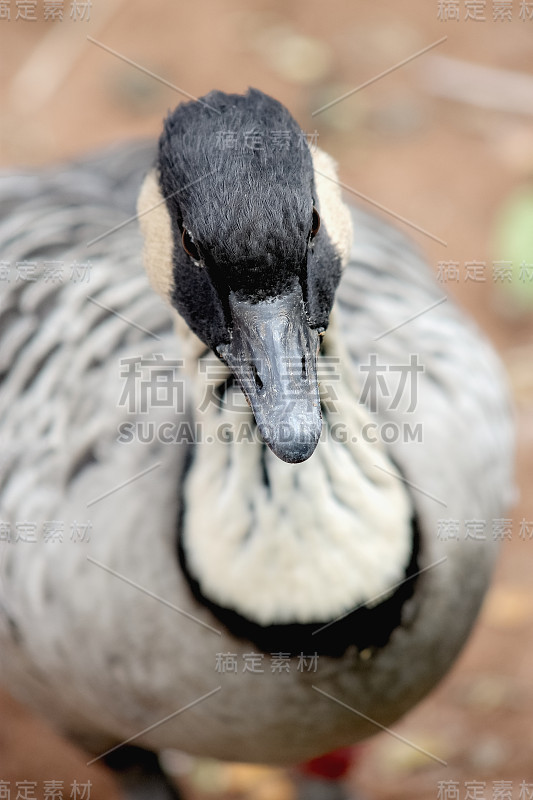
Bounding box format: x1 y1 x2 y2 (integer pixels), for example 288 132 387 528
0 88 514 794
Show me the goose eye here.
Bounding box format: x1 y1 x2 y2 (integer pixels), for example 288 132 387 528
182 228 201 262
310 207 320 239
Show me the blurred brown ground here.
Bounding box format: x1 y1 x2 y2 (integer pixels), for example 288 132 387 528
1 1 533 798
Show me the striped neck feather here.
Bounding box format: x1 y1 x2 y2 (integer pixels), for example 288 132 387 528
179 315 414 627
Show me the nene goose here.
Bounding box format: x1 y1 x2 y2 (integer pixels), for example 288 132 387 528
0 89 514 793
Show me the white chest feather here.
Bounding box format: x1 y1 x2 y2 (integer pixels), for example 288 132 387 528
180 332 414 626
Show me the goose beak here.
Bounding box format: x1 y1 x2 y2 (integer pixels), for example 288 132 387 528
217 286 322 464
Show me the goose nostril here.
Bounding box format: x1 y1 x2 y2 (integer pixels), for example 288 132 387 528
251 363 263 391
301 356 307 379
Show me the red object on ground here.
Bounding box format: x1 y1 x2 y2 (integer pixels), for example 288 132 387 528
298 746 362 780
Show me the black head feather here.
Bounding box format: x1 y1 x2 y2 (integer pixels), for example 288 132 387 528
157 88 342 348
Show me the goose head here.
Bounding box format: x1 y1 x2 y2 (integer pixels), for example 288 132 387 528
138 88 352 464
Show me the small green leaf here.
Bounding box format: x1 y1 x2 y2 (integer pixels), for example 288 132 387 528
492 185 533 310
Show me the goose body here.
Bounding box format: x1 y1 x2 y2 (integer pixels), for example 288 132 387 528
0 90 514 767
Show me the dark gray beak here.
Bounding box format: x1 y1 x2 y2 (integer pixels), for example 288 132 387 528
217 285 322 464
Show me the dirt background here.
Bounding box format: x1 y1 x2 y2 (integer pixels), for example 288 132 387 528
1 1 533 798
